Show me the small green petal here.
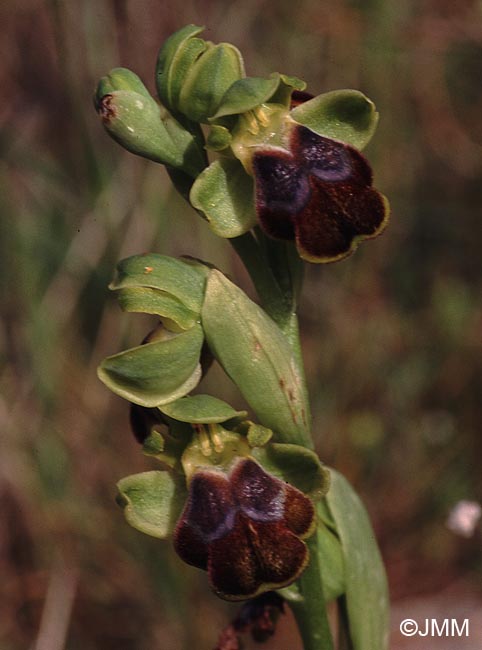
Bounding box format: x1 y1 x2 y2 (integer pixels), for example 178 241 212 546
142 430 187 469
290 89 379 150
117 471 186 538
190 159 256 238
159 394 247 424
206 124 232 151
246 422 274 447
252 443 330 498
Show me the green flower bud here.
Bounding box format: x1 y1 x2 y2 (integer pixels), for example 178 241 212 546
178 42 244 122
156 25 245 123
95 68 205 176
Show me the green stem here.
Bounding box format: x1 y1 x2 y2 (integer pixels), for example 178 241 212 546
230 231 290 327
231 229 332 648
290 534 334 650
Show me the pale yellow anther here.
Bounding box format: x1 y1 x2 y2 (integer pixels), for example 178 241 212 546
197 425 212 457
209 424 224 453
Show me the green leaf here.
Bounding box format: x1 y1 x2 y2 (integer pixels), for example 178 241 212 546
326 470 389 650
190 159 256 238
252 443 330 498
117 287 198 331
290 89 379 150
159 394 247 423
211 74 281 119
110 254 208 314
97 325 204 407
201 270 310 446
156 24 207 113
117 471 186 538
178 43 245 122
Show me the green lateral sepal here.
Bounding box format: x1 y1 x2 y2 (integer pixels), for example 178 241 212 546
116 470 187 538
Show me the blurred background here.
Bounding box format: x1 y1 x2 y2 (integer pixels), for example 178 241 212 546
1 0 481 648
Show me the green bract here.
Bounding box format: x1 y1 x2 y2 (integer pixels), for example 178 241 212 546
201 269 311 446
326 471 390 650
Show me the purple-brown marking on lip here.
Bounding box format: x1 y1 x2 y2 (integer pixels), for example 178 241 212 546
173 457 315 600
230 458 285 522
252 123 388 262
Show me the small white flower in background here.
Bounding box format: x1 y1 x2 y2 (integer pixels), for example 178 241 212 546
446 500 482 538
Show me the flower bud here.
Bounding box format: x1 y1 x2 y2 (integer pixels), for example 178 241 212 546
95 68 205 175
156 25 244 123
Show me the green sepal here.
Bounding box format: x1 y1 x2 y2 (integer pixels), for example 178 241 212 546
206 124 232 151
251 443 330 498
159 394 247 423
156 24 207 114
210 74 281 119
201 270 310 446
109 253 208 314
190 159 256 238
290 89 379 150
97 325 204 407
117 287 198 332
95 67 153 100
178 43 245 122
326 470 389 650
116 470 186 538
